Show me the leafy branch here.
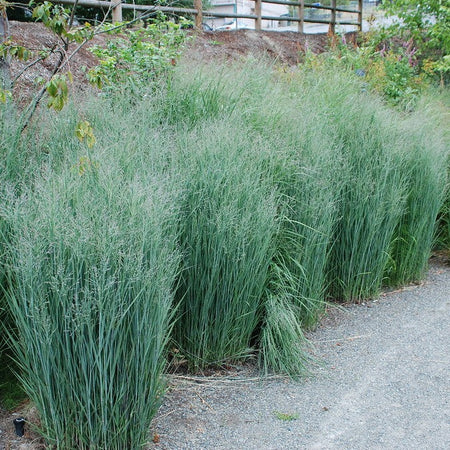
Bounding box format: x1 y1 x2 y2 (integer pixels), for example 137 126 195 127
1 0 188 132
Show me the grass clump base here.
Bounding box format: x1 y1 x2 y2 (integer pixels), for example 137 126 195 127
260 293 312 378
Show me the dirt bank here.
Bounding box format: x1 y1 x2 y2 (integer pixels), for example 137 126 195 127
6 20 344 100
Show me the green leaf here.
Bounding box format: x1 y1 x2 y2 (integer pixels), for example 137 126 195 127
46 81 58 97
274 411 300 421
0 89 11 103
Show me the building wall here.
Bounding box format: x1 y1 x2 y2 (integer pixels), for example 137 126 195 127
206 0 289 29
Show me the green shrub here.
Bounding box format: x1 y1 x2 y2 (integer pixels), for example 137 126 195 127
88 19 189 91
382 0 450 85
304 35 427 110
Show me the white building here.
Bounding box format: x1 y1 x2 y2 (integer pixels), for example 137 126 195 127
205 0 290 30
204 1 368 33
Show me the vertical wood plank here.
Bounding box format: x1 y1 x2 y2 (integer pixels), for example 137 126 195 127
358 0 363 31
298 0 304 33
255 0 262 31
194 0 203 29
111 2 122 23
331 0 336 34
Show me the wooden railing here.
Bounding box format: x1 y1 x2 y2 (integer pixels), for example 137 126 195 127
50 0 363 33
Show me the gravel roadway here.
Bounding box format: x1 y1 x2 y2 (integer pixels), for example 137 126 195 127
149 257 450 450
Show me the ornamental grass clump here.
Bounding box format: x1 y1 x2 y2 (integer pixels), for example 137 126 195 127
0 185 13 359
157 59 277 130
248 77 340 329
428 93 450 251
172 121 278 369
437 191 450 249
240 69 340 374
309 69 408 301
386 107 448 285
0 102 25 361
165 62 336 374
158 66 242 129
5 140 180 448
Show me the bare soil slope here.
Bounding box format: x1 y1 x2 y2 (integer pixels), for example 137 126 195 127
183 29 332 65
6 21 339 98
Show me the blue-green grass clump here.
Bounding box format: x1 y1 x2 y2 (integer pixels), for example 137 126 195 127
173 121 278 368
4 134 180 448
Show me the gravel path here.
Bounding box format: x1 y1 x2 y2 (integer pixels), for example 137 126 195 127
149 258 450 449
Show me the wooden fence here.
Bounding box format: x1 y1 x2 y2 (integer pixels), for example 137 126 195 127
53 0 363 33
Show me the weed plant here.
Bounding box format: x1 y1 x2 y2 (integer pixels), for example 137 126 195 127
4 121 180 448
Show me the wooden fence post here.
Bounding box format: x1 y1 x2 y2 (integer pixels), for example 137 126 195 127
111 1 122 23
358 0 363 31
0 10 10 90
330 0 336 34
194 0 203 29
298 0 304 33
255 0 262 31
